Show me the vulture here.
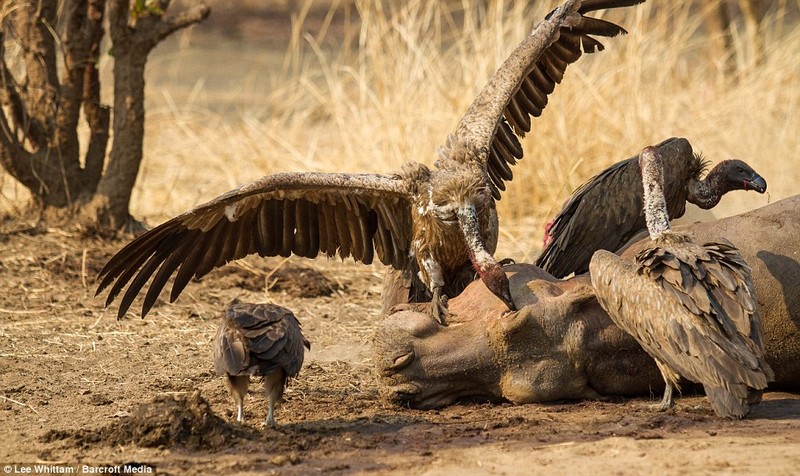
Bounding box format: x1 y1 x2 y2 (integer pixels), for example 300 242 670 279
213 300 310 426
590 146 773 419
537 137 767 278
96 0 646 323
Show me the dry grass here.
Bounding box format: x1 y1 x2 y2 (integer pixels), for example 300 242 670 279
2 0 798 260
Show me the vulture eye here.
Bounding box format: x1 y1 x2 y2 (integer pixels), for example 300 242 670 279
736 167 745 174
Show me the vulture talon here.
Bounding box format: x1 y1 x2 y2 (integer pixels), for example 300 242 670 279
431 290 452 326
388 303 417 315
654 383 675 412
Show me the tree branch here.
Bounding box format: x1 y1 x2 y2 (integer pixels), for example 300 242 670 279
0 110 38 193
55 0 89 166
0 24 47 147
155 4 210 43
82 0 110 194
108 0 131 45
110 1 209 53
14 1 60 128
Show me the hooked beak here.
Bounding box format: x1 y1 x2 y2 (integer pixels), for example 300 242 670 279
501 290 517 312
745 174 767 193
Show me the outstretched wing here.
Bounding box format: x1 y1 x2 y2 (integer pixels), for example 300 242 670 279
537 137 696 278
97 172 412 319
443 0 644 199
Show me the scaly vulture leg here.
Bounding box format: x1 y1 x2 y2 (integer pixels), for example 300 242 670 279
225 375 249 423
430 286 452 326
656 382 674 411
263 370 285 427
654 360 677 411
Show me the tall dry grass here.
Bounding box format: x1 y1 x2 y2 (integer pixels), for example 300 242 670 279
2 0 798 259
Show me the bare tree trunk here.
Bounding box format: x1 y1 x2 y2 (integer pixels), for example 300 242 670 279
0 0 209 230
0 0 107 208
85 0 210 229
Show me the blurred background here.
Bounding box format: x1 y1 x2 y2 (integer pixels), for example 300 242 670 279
1 0 797 261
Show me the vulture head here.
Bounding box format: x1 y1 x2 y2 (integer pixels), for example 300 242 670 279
428 161 492 221
478 264 516 312
714 159 768 194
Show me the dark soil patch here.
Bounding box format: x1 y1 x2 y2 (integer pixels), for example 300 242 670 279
44 391 252 450
213 262 337 297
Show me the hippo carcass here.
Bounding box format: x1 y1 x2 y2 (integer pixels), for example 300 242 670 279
374 195 800 409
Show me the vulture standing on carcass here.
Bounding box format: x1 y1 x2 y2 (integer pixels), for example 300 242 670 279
537 137 767 278
589 146 773 419
96 0 646 324
214 300 310 426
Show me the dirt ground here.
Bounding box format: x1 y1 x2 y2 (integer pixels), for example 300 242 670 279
1 219 799 476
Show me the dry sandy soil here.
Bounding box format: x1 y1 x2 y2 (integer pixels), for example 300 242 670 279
1 219 799 476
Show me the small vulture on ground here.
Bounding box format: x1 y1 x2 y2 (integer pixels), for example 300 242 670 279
538 137 767 278
96 0 646 323
590 146 773 419
214 300 310 426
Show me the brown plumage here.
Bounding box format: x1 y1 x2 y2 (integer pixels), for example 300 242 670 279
96 0 645 323
213 300 310 426
538 137 767 278
590 146 773 418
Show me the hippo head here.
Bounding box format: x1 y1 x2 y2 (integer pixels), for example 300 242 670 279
374 265 609 408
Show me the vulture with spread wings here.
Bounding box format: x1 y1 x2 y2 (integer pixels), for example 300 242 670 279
590 146 773 418
97 0 645 323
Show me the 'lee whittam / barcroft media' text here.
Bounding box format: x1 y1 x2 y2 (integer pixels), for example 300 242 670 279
3 464 154 474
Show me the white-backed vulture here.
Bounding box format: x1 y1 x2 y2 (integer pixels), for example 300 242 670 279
589 146 773 418
214 300 310 426
96 0 646 323
538 137 767 278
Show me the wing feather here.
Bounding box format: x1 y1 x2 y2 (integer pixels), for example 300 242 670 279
590 246 772 415
306 202 321 257
141 236 198 316
171 223 223 303
255 200 280 256
520 76 548 110
506 96 531 134
446 0 642 196
280 200 296 257
334 201 353 258
514 85 543 119
97 172 412 318
495 122 523 158
293 200 310 258
537 137 696 277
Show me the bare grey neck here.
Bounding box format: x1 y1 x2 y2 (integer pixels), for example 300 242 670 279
639 147 671 240
687 162 727 209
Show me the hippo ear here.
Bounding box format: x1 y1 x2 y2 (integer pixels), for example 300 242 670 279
562 284 597 314
495 301 547 341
